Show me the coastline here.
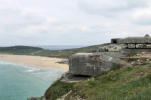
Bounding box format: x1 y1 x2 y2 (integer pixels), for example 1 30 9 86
0 54 69 71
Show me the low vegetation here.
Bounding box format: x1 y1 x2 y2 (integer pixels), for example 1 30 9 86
3 45 151 100
44 80 75 100
0 44 108 58
45 63 151 100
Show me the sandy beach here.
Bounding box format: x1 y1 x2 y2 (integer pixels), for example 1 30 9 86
0 54 69 71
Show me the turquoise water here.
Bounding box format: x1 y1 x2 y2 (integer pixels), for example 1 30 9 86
0 61 65 100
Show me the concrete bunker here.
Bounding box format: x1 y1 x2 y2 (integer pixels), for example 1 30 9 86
69 53 124 76
68 34 151 77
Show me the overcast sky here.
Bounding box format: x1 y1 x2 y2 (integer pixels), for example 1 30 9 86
0 0 151 46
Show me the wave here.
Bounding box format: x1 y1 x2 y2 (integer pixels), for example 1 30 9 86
0 61 65 100
0 61 19 65
0 61 41 73
0 60 65 79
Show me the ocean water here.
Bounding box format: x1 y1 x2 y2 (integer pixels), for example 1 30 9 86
39 45 85 50
0 61 65 100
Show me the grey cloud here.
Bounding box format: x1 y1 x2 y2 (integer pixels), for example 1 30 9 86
0 0 151 46
78 0 149 16
0 8 46 33
133 15 151 26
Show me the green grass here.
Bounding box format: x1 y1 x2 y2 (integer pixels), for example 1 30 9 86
44 80 75 100
71 64 151 100
45 63 151 100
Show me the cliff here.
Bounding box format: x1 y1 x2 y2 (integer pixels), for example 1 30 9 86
25 43 151 100
43 62 151 100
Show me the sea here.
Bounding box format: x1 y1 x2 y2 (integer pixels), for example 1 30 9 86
38 45 85 50
0 61 65 100
0 45 85 100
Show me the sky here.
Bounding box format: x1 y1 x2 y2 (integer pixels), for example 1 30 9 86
0 0 151 46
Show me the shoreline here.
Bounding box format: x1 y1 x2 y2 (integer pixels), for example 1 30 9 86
0 54 69 71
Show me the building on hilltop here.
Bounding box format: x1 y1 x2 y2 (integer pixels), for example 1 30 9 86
111 34 151 49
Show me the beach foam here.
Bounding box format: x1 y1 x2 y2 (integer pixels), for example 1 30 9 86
0 61 64 100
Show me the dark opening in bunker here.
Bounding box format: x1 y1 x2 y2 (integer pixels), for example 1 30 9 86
111 39 118 44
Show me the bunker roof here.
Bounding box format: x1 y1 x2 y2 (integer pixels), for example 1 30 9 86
115 34 151 44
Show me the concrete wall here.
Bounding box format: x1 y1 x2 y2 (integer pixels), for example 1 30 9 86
69 53 125 76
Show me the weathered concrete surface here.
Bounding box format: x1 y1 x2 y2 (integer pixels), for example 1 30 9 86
121 48 151 56
98 44 124 52
69 52 126 76
61 72 90 82
111 34 151 44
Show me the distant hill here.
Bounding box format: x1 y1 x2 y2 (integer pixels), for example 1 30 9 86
39 45 85 50
0 46 42 50
0 46 43 55
0 44 109 58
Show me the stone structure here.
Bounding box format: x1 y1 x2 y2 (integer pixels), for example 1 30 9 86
98 44 123 52
69 53 125 76
111 34 151 49
69 34 151 76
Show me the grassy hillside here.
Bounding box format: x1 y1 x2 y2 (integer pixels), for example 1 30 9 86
0 46 42 55
0 44 108 58
45 63 151 100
